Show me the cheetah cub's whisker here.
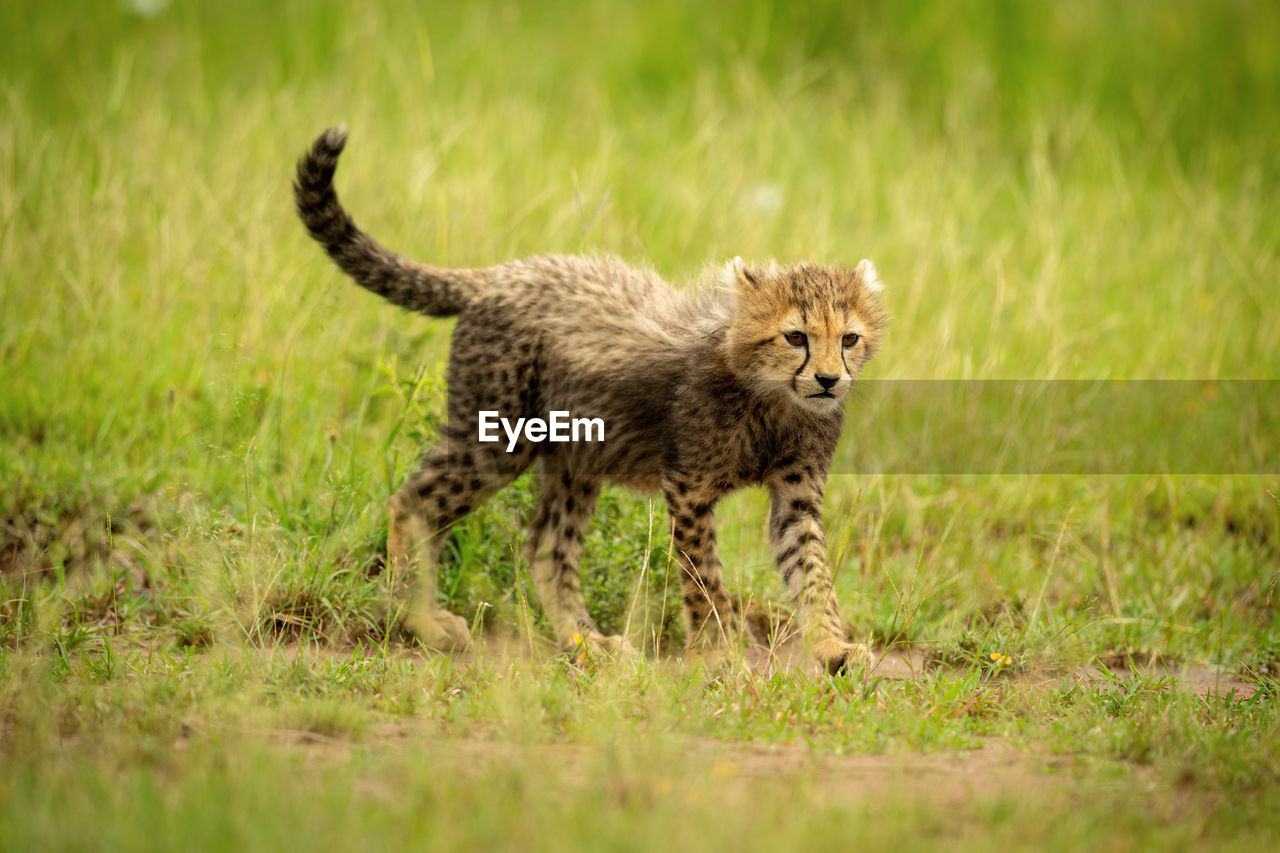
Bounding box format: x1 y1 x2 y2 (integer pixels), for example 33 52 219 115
294 126 888 675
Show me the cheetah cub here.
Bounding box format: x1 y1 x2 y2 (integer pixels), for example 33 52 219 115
295 126 887 674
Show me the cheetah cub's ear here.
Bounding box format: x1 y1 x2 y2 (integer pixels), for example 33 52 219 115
722 256 783 292
856 258 884 293
722 256 759 292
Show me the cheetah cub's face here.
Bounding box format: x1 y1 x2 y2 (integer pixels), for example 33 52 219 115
725 257 886 414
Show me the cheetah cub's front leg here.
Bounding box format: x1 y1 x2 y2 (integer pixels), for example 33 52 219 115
766 468 871 675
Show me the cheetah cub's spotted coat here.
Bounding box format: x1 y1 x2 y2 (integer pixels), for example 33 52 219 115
295 126 887 674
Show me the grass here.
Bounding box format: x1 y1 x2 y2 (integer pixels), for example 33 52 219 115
2 648 1279 850
2 0 1279 849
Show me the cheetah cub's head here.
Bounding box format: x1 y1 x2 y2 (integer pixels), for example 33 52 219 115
723 257 887 414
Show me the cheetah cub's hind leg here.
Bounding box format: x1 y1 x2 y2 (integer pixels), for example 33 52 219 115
387 439 528 651
526 465 634 659
662 478 744 665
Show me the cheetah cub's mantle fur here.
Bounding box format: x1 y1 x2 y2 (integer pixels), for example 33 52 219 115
295 126 887 674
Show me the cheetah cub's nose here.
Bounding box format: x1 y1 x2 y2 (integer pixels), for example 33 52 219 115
815 374 839 390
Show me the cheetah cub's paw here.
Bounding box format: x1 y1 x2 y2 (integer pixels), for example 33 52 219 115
565 631 637 665
812 637 873 676
683 644 747 674
405 606 471 652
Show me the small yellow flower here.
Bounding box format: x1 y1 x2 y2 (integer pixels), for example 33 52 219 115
571 632 584 647
988 651 1012 666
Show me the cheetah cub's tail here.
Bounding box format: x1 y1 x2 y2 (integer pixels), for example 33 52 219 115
294 125 478 316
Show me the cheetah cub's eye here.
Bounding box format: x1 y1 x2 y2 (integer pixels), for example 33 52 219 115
842 333 861 348
784 331 807 347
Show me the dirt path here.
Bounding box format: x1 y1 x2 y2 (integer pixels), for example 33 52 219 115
269 634 1259 698
868 646 1258 698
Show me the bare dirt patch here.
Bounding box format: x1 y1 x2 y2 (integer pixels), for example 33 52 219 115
269 719 1122 813
0 490 156 585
